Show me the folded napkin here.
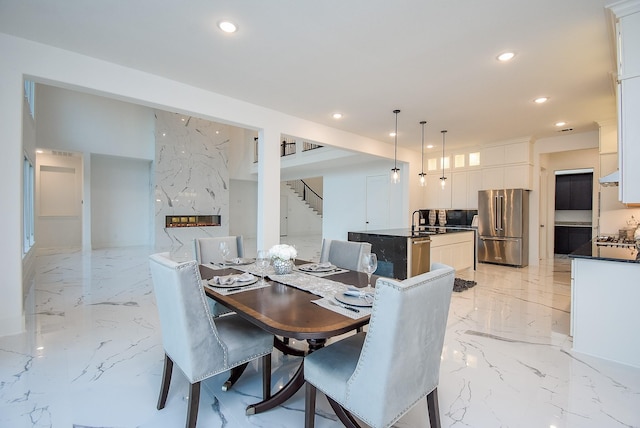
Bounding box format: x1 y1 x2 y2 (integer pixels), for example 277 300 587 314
211 272 254 285
305 262 334 271
224 258 243 265
343 290 374 298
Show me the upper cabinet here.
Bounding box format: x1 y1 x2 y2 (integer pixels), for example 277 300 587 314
609 1 640 203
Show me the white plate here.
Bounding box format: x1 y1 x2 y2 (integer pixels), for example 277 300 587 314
221 258 255 266
334 292 373 308
208 276 258 288
298 263 337 273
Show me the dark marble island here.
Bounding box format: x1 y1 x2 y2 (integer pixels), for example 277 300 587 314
348 227 476 280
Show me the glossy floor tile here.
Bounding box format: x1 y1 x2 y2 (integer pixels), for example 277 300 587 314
1 240 639 427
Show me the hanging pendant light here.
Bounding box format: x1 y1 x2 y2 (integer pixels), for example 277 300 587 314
418 120 427 187
390 109 401 184
440 130 448 189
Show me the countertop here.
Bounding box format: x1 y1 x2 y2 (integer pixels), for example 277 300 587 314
554 221 593 227
350 226 476 238
569 240 640 263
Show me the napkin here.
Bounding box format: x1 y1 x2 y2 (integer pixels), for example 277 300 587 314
211 272 254 285
306 262 334 271
224 258 243 265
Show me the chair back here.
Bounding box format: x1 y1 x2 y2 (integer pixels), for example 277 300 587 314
149 252 228 382
193 236 244 264
345 262 454 427
319 239 372 272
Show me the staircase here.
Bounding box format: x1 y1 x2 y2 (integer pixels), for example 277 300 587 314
285 180 323 216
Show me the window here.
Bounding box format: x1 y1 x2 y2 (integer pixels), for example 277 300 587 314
24 80 35 119
469 152 480 166
23 156 35 254
427 158 437 171
454 154 465 168
441 156 450 169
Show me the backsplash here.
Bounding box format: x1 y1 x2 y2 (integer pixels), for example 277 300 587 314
418 209 478 226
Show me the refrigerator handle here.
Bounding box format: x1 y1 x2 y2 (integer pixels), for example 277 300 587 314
494 195 499 231
499 195 504 231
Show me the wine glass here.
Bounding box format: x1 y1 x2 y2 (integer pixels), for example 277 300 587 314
361 253 378 288
219 241 231 263
255 250 270 285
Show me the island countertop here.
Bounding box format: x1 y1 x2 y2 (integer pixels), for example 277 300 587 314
350 226 476 238
569 240 639 263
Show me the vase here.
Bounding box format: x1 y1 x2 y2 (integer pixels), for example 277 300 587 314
273 258 293 275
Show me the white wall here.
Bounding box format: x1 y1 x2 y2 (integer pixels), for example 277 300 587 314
91 154 152 248
281 184 323 236
323 159 406 240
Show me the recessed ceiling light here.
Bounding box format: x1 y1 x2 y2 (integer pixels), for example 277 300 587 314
555 121 567 127
332 113 343 119
497 52 515 62
389 132 397 137
534 97 549 104
426 144 434 149
218 21 237 33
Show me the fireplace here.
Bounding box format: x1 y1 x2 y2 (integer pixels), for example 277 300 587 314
165 215 221 228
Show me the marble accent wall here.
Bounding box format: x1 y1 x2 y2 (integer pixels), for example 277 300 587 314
154 110 231 257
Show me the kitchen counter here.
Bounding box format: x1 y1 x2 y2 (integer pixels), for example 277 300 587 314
569 240 639 263
554 221 593 227
351 226 476 238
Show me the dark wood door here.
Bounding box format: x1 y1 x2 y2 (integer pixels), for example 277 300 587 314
555 175 571 210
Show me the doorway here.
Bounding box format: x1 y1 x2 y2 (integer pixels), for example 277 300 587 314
553 169 594 255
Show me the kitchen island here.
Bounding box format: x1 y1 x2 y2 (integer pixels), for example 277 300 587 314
569 241 640 368
348 227 475 280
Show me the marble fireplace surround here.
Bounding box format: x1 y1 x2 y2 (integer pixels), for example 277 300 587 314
154 110 232 253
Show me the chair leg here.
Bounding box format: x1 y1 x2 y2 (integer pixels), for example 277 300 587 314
262 353 272 400
222 362 249 391
186 381 201 428
157 353 174 410
426 388 441 428
305 382 317 428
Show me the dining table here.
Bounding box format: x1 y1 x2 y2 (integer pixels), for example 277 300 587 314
199 260 379 415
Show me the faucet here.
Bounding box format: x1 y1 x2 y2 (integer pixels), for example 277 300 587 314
411 210 421 233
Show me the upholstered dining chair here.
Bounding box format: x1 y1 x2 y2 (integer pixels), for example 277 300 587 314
193 236 245 317
193 235 244 265
303 262 455 428
149 252 273 428
319 239 372 272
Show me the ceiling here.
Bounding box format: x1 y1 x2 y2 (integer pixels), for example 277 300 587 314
0 0 618 152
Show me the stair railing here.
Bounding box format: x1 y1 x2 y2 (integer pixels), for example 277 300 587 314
286 180 323 216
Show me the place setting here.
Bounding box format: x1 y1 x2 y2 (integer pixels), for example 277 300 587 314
204 271 270 295
295 261 348 277
313 286 374 319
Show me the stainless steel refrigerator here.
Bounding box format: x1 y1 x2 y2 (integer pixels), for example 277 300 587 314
477 189 529 267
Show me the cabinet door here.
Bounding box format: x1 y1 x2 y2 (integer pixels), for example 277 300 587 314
555 176 571 210
620 77 640 203
568 227 592 253
570 173 593 210
554 226 569 254
451 172 468 208
467 170 482 209
619 11 640 79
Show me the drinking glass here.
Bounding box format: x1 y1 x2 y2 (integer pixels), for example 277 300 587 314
255 250 270 285
361 253 378 288
219 241 231 262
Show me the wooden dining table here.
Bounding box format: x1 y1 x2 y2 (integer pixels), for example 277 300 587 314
199 261 377 415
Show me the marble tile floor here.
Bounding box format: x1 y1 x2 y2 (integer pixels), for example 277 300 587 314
1 239 639 427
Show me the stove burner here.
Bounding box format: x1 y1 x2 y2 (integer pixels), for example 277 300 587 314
595 236 637 248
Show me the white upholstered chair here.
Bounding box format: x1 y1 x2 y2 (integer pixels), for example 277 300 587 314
319 239 372 272
149 252 273 428
193 236 244 265
193 236 245 317
303 262 455 428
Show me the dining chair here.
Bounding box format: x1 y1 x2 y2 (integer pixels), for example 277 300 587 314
193 236 244 317
303 262 455 428
149 252 273 428
193 235 244 265
319 239 372 272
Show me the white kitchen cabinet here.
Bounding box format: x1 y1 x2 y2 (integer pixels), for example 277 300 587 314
504 164 532 190
451 170 482 208
467 170 482 208
481 167 503 190
425 174 452 209
619 76 640 203
618 10 640 79
429 231 475 271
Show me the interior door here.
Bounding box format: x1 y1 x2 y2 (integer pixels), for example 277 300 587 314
280 195 288 236
365 174 389 230
539 168 548 259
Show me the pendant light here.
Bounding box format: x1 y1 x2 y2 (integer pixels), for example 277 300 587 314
440 130 448 189
391 109 401 184
418 120 427 186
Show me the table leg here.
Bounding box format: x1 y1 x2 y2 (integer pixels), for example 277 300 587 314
246 338 326 415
